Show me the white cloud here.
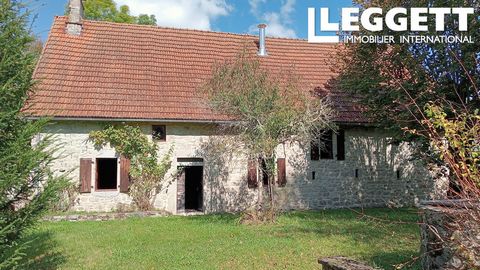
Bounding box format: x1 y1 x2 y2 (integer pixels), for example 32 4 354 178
115 0 232 30
248 0 297 38
248 0 266 16
262 12 297 38
280 0 295 21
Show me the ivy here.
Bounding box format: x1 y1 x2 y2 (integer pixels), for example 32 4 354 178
89 124 173 211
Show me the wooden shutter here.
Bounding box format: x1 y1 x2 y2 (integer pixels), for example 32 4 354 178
119 156 131 193
310 140 319 160
80 158 92 193
277 158 286 187
247 159 258 188
337 130 345 161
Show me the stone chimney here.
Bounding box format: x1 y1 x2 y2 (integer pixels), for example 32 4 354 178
66 0 83 35
257 24 267 57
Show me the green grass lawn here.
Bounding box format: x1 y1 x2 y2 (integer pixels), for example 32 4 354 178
23 208 421 270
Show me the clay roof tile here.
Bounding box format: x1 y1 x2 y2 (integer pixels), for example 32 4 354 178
25 16 368 123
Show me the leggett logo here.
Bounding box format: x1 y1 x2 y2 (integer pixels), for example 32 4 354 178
308 7 475 44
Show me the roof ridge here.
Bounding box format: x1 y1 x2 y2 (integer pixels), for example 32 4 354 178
56 16 317 42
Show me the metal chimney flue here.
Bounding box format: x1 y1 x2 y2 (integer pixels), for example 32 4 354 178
257 24 267 57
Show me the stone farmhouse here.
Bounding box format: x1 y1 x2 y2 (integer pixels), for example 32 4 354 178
25 0 446 213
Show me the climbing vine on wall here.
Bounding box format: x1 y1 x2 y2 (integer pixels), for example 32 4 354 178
89 124 173 211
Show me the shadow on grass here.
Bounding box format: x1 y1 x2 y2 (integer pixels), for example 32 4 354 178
285 208 420 221
280 208 422 270
183 208 421 269
19 230 66 270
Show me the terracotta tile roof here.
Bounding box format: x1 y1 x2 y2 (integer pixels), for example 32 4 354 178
25 16 368 123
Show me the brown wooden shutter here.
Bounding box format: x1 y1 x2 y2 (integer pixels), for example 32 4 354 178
277 158 286 187
80 158 92 193
119 156 131 193
310 140 319 160
337 130 345 161
247 159 258 188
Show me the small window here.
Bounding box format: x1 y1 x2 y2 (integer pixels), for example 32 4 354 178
320 130 333 159
152 125 166 141
310 140 319 160
337 130 345 160
96 158 118 190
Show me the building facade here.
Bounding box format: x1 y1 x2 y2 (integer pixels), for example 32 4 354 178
27 0 447 213
42 121 446 213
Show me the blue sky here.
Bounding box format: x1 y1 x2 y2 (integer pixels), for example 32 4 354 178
28 0 353 41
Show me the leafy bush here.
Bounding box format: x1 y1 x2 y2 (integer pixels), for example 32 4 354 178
414 104 479 268
422 105 479 192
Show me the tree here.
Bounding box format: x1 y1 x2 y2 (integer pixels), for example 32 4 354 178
0 1 68 268
80 0 157 25
406 90 480 269
137 14 157 26
336 0 479 140
89 125 173 211
203 52 334 220
336 0 480 194
336 1 479 265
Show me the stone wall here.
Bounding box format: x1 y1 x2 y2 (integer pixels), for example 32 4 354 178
277 126 448 210
318 257 377 270
420 201 480 270
41 121 447 213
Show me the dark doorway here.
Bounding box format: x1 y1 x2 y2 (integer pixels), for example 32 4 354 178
96 158 118 190
184 166 203 211
260 158 269 186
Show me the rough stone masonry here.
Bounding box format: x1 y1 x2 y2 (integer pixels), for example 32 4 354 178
43 121 447 213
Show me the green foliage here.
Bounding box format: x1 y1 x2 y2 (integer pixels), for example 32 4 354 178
89 125 156 159
89 125 173 210
0 1 69 268
136 14 157 26
340 2 480 260
203 52 334 214
337 0 479 137
79 0 157 25
420 105 480 268
422 104 480 190
82 0 117 22
337 0 480 196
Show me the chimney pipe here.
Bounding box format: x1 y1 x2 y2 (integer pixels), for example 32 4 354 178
257 24 267 57
66 0 83 35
